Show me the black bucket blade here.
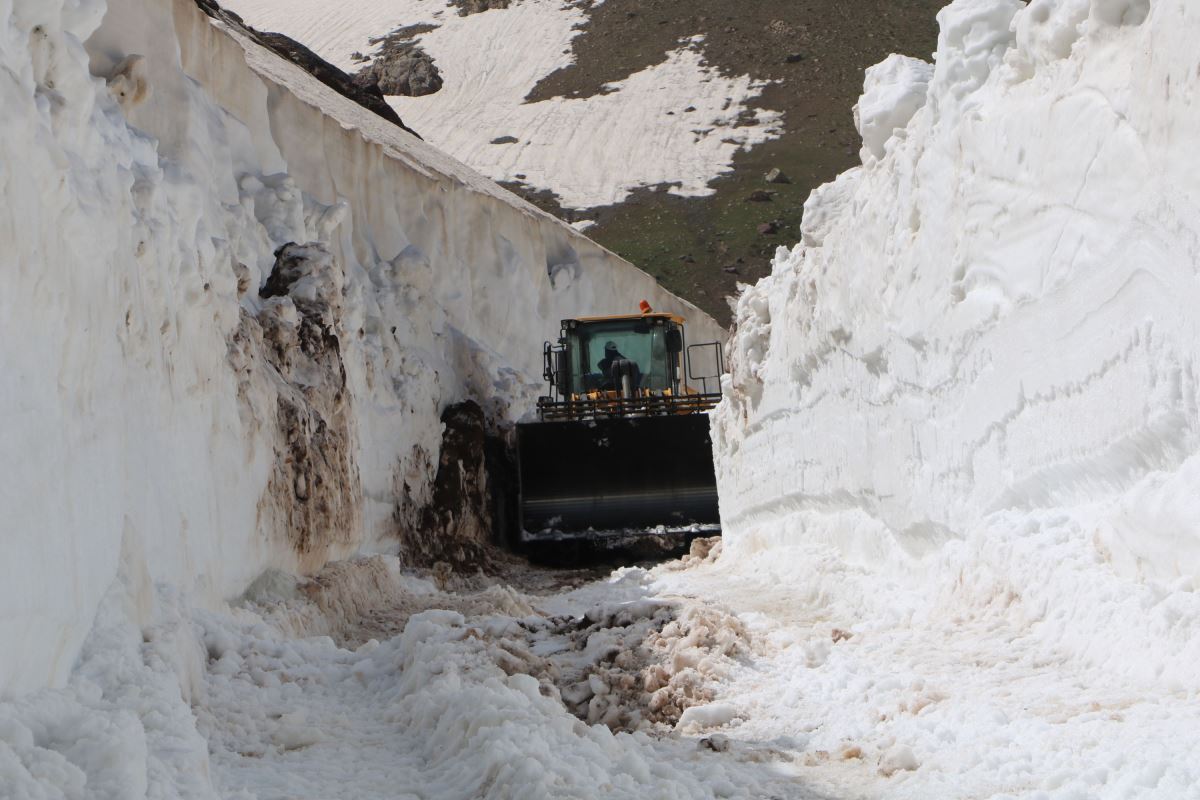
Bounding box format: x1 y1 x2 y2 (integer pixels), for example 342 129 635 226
517 414 719 540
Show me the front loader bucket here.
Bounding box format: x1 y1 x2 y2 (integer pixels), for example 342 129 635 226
516 414 720 540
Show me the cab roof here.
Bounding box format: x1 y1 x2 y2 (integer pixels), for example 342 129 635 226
566 311 687 326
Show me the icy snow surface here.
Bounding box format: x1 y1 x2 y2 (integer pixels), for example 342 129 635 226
221 0 783 209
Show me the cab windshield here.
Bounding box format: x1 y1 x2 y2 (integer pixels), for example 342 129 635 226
567 319 675 395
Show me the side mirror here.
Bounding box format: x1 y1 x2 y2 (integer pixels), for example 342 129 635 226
665 328 683 354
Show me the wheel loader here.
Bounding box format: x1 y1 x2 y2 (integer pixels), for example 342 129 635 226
516 303 725 543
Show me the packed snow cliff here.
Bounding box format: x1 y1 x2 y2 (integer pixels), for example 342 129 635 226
0 0 721 698
694 0 1200 794
718 0 1200 746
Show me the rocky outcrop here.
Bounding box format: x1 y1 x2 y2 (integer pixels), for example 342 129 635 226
193 0 420 137
395 401 509 569
352 27 443 97
451 0 513 16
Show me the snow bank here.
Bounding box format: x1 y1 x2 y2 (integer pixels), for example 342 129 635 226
663 2 1200 794
716 0 1200 737
222 0 782 209
710 14 1200 786
0 0 721 698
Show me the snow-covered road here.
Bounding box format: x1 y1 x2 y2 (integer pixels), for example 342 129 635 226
25 539 1185 800
186 554 826 800
8 542 1198 799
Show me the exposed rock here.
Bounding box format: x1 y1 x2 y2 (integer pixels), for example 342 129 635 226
397 401 512 569
757 221 779 235
746 189 774 202
785 52 806 63
764 167 791 184
490 135 519 145
354 50 441 96
352 26 443 97
450 0 513 15
193 0 420 137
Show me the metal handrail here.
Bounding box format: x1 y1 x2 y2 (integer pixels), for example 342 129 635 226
537 393 722 422
686 341 725 396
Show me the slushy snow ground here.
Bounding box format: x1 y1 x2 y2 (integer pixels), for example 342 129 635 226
0 555 817 799
221 0 782 209
657 539 1200 799
9 539 1199 799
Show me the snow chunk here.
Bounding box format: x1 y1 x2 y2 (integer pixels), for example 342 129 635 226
676 702 737 732
1091 0 1150 27
929 0 1022 111
879 744 920 776
854 54 934 162
106 54 151 110
1010 0 1090 75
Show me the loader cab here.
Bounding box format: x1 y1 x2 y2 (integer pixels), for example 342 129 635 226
560 314 685 398
537 308 723 422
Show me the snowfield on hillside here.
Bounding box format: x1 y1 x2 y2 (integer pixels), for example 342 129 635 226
5 0 1200 797
222 0 783 209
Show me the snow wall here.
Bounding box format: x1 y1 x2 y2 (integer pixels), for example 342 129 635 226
717 0 1200 681
0 0 723 696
